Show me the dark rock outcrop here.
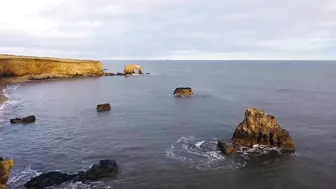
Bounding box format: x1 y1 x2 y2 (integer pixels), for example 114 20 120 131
97 103 111 112
24 159 118 189
24 172 76 189
101 73 116 76
218 108 295 154
10 115 36 124
116 72 124 76
217 140 235 154
173 87 193 97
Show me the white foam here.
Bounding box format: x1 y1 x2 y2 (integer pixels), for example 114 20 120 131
238 144 282 157
0 83 23 114
195 141 205 148
165 136 239 169
8 166 41 184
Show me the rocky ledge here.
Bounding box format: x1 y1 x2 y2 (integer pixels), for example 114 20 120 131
24 159 118 189
218 108 295 154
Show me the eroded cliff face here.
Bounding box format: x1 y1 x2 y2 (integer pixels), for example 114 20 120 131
0 54 103 78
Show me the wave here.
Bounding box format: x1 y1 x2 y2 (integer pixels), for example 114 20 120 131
57 180 114 189
165 136 245 169
8 166 41 186
165 136 295 169
0 83 21 109
0 84 23 124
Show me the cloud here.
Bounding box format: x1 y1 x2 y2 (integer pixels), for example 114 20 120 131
0 0 335 60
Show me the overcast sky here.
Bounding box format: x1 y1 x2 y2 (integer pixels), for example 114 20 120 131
0 0 335 60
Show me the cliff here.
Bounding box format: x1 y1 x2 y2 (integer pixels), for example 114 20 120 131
0 54 103 78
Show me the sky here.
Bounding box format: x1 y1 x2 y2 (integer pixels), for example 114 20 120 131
0 0 335 60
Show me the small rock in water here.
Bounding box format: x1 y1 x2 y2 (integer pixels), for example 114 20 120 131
10 115 36 124
173 87 193 97
24 159 118 189
217 140 235 154
97 103 111 112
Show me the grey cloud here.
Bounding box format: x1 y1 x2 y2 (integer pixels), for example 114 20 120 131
0 0 335 59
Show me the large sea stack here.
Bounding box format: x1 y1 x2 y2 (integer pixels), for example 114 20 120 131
218 108 295 154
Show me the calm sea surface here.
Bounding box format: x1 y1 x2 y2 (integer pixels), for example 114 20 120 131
1 60 336 189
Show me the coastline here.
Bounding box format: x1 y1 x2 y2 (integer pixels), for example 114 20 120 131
0 54 105 107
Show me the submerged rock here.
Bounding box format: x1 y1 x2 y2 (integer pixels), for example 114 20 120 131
24 160 118 189
10 115 36 124
97 103 111 112
218 108 295 154
173 87 193 97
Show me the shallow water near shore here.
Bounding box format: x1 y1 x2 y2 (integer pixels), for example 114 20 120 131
1 60 336 189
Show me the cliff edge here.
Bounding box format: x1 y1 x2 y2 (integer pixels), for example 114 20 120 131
0 54 103 78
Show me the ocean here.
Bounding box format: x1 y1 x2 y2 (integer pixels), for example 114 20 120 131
1 60 336 189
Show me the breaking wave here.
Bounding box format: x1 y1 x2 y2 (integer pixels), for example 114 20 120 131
165 136 246 169
8 166 41 186
165 136 295 169
0 84 23 125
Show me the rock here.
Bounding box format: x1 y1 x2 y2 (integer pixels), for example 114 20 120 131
124 64 143 75
173 87 193 97
24 172 76 189
218 140 235 154
231 108 295 152
74 159 118 181
116 72 124 76
24 160 118 189
10 115 36 124
101 73 115 76
97 103 111 112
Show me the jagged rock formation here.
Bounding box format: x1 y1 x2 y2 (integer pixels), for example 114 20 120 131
123 64 143 75
0 54 103 79
218 108 295 154
10 115 36 124
97 103 111 112
24 159 118 189
173 87 193 97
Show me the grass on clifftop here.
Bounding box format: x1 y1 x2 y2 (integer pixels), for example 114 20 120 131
0 54 100 63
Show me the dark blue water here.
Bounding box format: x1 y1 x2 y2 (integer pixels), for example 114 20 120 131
1 60 336 189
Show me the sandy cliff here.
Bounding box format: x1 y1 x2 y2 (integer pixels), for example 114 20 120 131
0 54 103 78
